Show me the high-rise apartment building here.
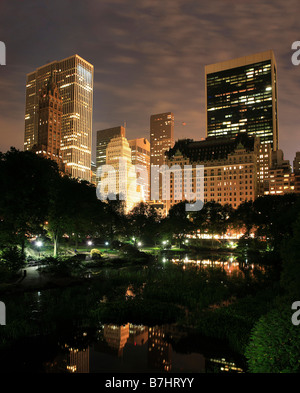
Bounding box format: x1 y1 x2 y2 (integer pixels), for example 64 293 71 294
24 54 94 182
128 138 150 201
96 126 126 169
205 50 278 151
150 112 175 200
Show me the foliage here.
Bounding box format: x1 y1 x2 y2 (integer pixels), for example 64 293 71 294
0 246 26 273
90 248 103 260
40 256 84 277
280 214 300 299
245 304 300 373
0 148 60 253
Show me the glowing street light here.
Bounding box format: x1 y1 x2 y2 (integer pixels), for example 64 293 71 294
36 240 43 248
87 240 93 246
137 242 142 247
35 240 43 259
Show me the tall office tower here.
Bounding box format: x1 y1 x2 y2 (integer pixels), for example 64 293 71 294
100 135 142 213
150 112 175 200
96 126 126 169
128 138 150 201
24 54 94 182
205 50 278 151
32 76 64 169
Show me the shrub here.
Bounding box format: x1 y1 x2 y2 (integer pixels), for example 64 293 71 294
90 249 103 260
245 305 300 373
0 247 26 273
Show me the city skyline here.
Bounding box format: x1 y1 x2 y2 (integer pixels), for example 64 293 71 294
0 0 299 164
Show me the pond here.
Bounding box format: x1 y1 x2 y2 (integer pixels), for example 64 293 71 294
0 254 263 373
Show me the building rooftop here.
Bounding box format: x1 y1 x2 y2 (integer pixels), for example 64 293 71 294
166 133 257 162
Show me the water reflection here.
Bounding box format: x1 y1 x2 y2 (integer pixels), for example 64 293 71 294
160 252 263 276
42 323 244 373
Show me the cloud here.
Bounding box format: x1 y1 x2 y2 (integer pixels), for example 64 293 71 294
0 0 299 163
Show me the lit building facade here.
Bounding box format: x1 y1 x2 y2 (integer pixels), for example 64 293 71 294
165 134 260 211
148 326 172 372
32 76 64 170
257 143 272 196
24 54 94 182
150 112 175 201
99 135 142 213
128 138 150 201
96 126 126 169
205 50 278 151
263 150 298 195
103 323 130 357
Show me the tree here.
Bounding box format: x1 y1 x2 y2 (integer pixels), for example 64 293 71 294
164 202 193 248
231 200 254 237
191 201 233 243
127 202 161 245
245 305 300 373
280 214 300 299
0 246 26 273
47 176 104 256
253 194 299 252
0 148 60 255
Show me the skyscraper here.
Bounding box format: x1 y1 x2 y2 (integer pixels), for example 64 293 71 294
99 135 142 213
128 138 150 201
96 126 126 169
32 76 64 170
150 112 175 167
205 50 278 150
24 54 94 182
150 112 175 200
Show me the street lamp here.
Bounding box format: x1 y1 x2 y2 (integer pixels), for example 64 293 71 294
137 241 142 247
36 240 43 248
36 240 43 261
87 240 93 247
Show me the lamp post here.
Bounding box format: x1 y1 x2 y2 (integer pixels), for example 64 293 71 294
36 240 43 256
35 240 43 269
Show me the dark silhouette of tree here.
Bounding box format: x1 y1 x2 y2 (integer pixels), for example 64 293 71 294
0 148 60 254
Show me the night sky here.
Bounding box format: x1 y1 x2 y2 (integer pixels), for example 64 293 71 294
0 0 299 162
